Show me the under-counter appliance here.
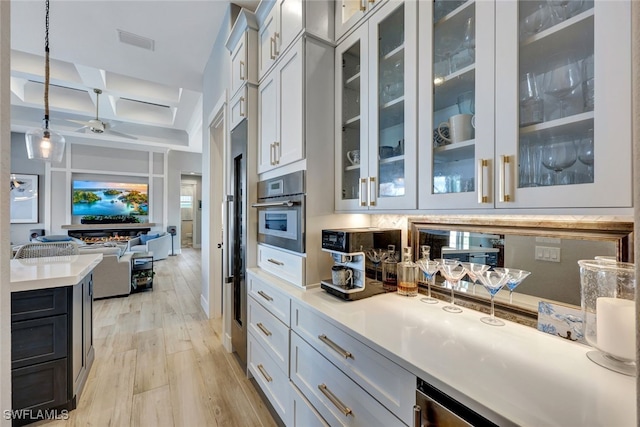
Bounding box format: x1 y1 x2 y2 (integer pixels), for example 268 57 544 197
320 228 401 301
252 171 305 254
415 378 498 427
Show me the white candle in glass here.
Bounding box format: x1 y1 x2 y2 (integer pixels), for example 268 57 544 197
596 297 635 361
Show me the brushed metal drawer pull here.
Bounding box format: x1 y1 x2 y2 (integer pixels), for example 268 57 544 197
499 154 512 202
267 258 284 266
318 334 353 359
257 322 272 336
318 383 352 416
257 364 272 382
257 290 273 301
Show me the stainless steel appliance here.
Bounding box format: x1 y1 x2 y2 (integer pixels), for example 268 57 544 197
320 228 401 301
414 378 497 427
252 171 305 254
229 120 248 365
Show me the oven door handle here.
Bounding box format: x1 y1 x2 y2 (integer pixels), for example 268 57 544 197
251 201 295 208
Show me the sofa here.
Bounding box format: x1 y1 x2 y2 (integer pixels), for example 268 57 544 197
78 244 132 299
127 232 171 260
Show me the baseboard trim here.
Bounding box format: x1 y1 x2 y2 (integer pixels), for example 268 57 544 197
223 332 232 352
200 294 209 318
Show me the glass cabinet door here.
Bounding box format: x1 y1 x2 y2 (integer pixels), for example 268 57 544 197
368 0 417 210
336 26 368 211
495 0 631 208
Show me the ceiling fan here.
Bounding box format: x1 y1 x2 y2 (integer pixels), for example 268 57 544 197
68 88 137 140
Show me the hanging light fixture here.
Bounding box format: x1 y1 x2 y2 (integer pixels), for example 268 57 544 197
25 0 65 162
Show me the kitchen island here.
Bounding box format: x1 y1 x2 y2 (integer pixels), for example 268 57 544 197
10 254 102 425
248 267 635 426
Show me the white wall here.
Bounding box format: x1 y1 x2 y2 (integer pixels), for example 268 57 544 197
1 1 11 423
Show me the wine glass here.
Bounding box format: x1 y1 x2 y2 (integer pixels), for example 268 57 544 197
578 129 594 181
460 262 490 293
541 137 577 185
416 259 440 304
435 36 462 75
365 248 387 284
520 3 552 39
477 269 511 326
460 17 475 65
547 0 584 24
435 259 466 313
543 53 581 118
494 268 531 304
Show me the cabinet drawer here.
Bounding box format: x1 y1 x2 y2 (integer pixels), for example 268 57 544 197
292 300 414 425
12 358 68 413
248 296 289 374
257 244 305 287
247 270 291 326
230 86 247 130
12 314 68 369
290 333 404 427
248 333 290 423
290 381 329 427
11 287 68 322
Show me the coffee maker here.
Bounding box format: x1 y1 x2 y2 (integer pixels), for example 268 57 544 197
320 228 401 301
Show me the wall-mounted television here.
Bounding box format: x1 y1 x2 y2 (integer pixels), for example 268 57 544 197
72 180 149 216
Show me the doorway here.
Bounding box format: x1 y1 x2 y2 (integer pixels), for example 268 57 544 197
180 179 199 248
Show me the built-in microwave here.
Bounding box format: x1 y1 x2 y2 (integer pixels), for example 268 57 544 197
252 171 305 254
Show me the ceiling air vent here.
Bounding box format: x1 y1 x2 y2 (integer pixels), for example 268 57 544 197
117 29 155 51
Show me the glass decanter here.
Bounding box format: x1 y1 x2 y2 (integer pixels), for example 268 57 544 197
397 247 418 297
382 245 398 292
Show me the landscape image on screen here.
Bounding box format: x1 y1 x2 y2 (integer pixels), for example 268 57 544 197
72 181 149 216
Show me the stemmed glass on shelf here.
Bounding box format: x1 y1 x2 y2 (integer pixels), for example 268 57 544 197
477 269 511 326
541 136 577 185
460 262 490 293
494 268 531 304
577 129 594 181
435 259 467 313
416 259 440 304
365 248 387 284
543 53 581 119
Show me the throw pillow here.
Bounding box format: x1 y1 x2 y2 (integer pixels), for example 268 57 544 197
140 233 159 244
40 235 73 242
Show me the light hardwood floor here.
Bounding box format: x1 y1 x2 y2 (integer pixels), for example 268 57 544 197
42 248 277 427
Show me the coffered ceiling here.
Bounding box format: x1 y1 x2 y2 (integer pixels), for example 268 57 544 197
10 0 258 152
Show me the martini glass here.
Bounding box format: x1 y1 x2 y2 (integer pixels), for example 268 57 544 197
494 268 531 304
435 259 466 313
365 248 387 284
477 269 511 326
460 262 490 293
416 259 440 304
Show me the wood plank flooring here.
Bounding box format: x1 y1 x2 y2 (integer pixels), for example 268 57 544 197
41 248 277 427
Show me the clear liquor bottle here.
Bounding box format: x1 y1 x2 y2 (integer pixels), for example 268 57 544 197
398 247 418 297
382 244 398 292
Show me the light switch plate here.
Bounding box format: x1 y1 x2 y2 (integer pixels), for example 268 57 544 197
535 246 561 262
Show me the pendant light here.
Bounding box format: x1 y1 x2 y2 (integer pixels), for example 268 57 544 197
25 0 65 162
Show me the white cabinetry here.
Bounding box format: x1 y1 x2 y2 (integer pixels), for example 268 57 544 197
258 36 334 174
228 11 258 99
335 0 417 211
418 0 632 211
334 0 388 42
257 0 334 80
229 86 247 130
257 244 305 287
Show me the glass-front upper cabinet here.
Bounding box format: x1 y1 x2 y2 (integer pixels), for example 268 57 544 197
336 0 417 211
495 0 631 208
418 0 495 209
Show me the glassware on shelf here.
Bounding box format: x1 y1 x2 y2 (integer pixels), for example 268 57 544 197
547 0 584 24
461 17 475 61
520 3 552 39
582 54 595 112
578 128 594 180
494 267 531 304
541 136 578 185
519 138 543 188
477 269 511 326
435 259 466 313
365 248 388 284
543 53 581 119
519 72 544 126
382 245 398 291
457 90 475 115
578 259 635 376
398 247 418 297
435 36 462 76
460 262 490 293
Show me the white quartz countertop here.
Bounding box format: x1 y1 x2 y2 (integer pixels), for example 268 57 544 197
11 253 103 293
248 268 636 426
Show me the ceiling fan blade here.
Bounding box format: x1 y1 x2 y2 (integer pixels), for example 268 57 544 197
105 129 138 140
67 119 91 126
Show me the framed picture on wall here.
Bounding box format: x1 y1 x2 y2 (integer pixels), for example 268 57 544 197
10 174 39 223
